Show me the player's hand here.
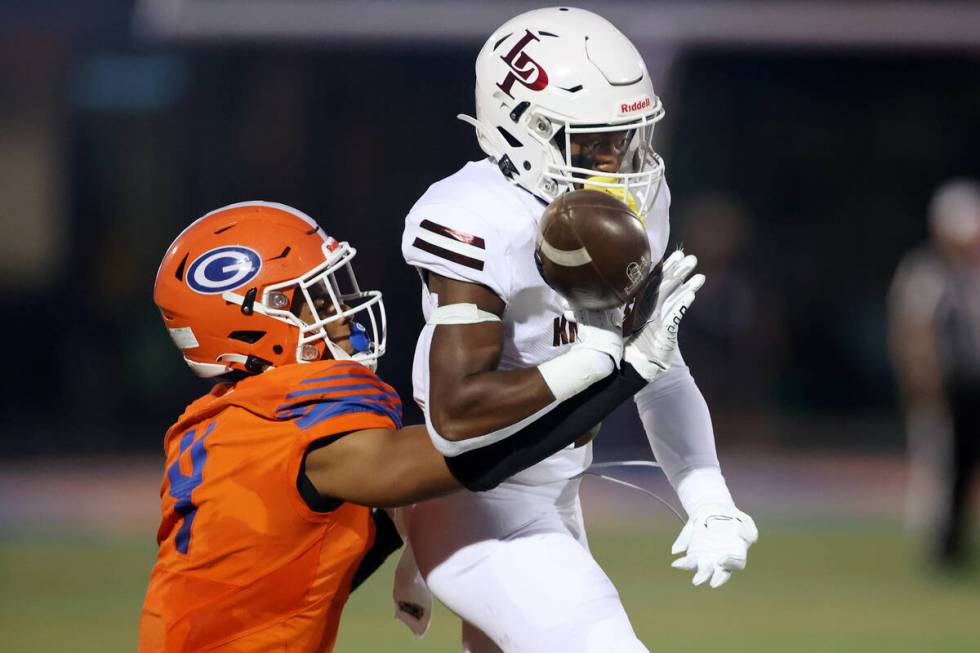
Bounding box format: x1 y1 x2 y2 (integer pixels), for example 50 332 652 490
623 250 704 381
670 504 758 589
562 305 625 366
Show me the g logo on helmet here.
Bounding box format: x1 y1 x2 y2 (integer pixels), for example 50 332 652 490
186 246 262 294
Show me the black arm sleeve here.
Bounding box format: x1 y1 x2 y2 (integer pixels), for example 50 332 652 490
444 362 648 491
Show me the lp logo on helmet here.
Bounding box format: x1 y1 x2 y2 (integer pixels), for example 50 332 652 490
497 30 549 98
186 246 262 294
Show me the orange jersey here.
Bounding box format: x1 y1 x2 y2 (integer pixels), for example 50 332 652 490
139 359 402 653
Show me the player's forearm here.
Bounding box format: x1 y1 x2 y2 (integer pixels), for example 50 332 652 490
444 361 648 490
634 363 734 513
305 425 462 507
427 346 617 457
426 312 560 441
429 366 557 441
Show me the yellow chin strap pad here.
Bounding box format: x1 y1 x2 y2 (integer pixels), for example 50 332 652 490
583 176 642 221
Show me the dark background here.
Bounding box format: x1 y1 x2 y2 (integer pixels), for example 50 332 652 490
2 1 979 456
3 4 980 652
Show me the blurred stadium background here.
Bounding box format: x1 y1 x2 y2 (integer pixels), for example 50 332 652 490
2 1 979 651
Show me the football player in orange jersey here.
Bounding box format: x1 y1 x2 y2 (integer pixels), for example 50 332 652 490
141 200 691 653
140 201 467 653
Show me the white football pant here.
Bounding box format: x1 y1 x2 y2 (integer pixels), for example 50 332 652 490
403 477 648 653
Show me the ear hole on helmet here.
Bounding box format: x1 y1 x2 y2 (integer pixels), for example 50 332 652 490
228 330 266 344
497 127 523 148
174 254 188 281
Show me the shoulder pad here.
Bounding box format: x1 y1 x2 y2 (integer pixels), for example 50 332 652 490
403 203 510 300
273 361 403 431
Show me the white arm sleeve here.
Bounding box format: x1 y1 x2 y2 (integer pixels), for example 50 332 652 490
634 347 735 514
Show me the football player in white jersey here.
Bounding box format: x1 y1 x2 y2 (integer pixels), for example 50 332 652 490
398 7 758 652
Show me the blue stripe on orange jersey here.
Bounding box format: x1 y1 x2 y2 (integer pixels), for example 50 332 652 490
299 371 379 385
276 386 401 417
309 402 401 428
294 393 403 431
277 392 395 416
276 363 403 431
284 383 400 401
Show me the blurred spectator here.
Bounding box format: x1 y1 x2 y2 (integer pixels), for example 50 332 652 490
889 179 980 569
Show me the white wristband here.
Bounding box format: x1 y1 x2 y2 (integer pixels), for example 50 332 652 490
538 348 615 403
675 467 735 516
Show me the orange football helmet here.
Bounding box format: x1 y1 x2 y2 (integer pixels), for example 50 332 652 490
154 201 386 377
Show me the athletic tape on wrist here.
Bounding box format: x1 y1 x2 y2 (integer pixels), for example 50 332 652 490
538 348 615 403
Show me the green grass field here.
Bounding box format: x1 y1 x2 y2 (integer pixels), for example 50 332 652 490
2 519 978 652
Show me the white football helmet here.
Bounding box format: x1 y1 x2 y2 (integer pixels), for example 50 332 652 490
460 7 666 217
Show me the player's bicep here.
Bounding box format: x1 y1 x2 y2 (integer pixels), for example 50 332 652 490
302 425 460 508
427 272 505 316
426 273 508 426
427 273 507 375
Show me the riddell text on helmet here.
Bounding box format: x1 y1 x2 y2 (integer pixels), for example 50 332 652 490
618 97 651 115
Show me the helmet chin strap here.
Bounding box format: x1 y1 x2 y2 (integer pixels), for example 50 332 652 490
457 114 506 160
324 339 354 363
324 322 375 370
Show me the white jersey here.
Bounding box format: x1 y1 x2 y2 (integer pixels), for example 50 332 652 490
402 158 671 484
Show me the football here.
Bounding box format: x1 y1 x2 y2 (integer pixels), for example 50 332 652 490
535 189 653 310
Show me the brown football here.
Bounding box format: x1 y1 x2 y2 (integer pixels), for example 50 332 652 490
535 189 653 310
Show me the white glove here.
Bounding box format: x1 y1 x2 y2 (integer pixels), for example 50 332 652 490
390 508 433 639
393 541 432 638
624 250 704 381
671 504 758 589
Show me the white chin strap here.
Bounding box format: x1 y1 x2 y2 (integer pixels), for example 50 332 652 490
457 114 506 161
184 353 270 379
324 340 353 361
184 357 233 379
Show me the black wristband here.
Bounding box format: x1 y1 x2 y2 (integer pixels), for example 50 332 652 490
445 361 648 491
